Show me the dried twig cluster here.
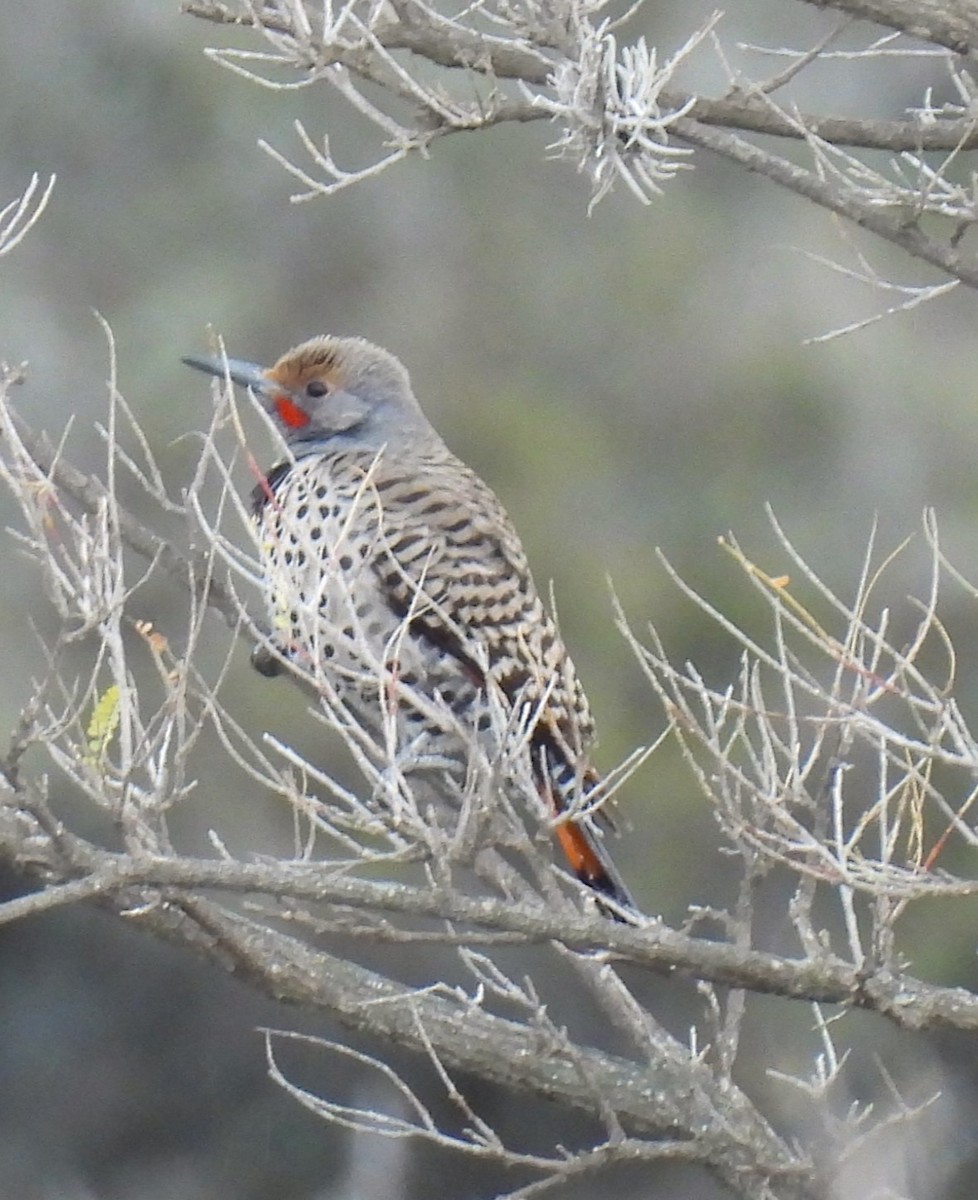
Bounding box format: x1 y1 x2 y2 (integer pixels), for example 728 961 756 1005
1 317 977 1196
7 1 978 1184
183 0 978 332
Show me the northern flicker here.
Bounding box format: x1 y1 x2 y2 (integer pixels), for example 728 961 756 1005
184 336 637 918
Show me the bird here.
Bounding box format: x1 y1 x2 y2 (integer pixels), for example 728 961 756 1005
183 335 638 919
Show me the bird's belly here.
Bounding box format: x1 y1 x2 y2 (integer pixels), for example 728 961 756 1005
258 502 488 764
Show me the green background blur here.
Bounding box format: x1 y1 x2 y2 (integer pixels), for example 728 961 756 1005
4 2 978 1197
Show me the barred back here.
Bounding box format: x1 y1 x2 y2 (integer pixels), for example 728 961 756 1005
253 443 596 771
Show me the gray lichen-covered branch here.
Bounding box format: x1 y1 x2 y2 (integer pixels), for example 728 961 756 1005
183 0 978 297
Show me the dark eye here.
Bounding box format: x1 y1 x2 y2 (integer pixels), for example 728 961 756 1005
305 380 328 398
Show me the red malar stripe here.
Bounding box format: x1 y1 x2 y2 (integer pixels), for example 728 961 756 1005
275 396 310 429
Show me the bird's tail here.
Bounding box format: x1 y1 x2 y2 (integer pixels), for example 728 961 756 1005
532 734 640 922
553 816 640 923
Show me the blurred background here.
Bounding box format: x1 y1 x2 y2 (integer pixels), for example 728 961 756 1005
3 1 978 1197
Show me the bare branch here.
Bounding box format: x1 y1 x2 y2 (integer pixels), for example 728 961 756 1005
0 173 56 259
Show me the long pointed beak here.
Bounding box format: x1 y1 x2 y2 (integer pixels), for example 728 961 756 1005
181 354 273 395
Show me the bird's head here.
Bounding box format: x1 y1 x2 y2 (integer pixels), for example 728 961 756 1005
183 335 429 451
